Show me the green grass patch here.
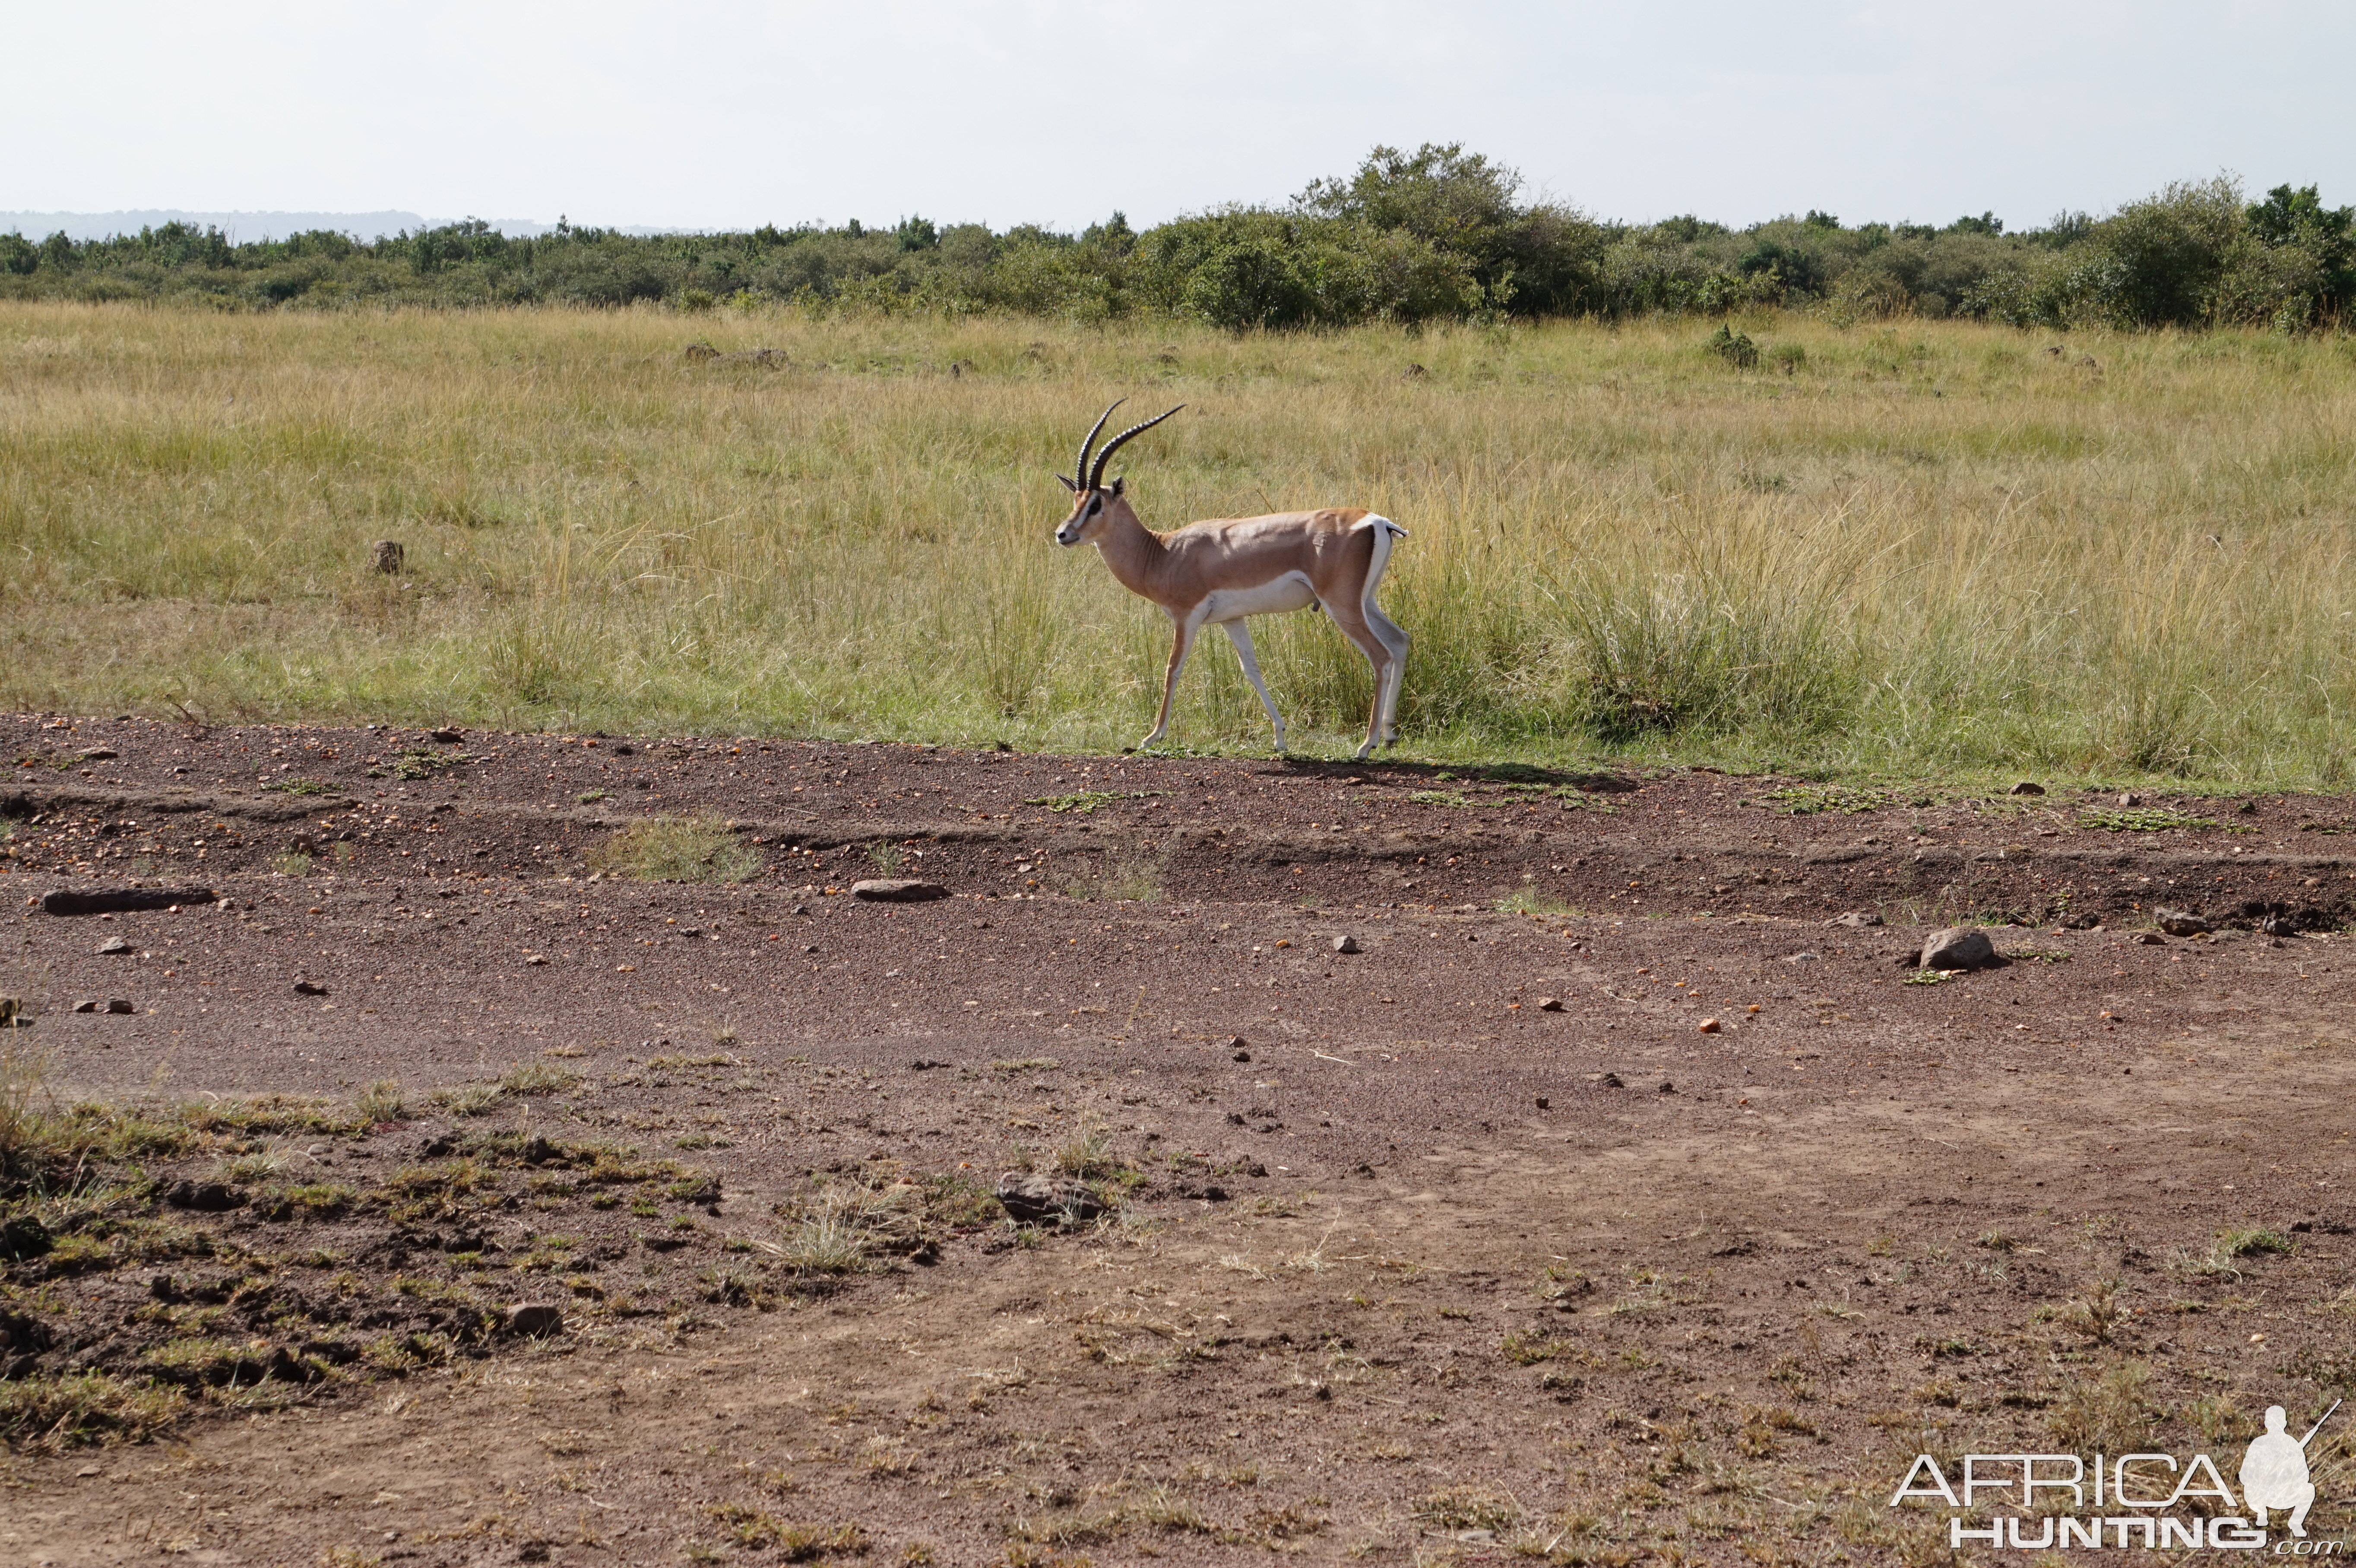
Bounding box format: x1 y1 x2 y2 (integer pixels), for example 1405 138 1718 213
588 816 762 883
2078 808 2239 832
0 1370 187 1450
391 749 472 781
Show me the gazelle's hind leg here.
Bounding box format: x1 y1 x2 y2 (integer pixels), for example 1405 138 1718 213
1346 514 1411 749
1322 598 1396 761
1365 604 1410 743
1137 610 1200 751
1220 620 1287 752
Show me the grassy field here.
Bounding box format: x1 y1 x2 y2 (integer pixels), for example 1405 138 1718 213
3 300 2354 786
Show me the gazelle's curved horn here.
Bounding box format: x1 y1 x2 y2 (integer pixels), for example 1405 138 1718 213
1087 405 1184 491
1072 400 1122 490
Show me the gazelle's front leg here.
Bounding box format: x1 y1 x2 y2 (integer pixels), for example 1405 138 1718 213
1137 609 1199 750
1221 619 1286 751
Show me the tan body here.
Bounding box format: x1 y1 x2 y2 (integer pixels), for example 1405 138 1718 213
1058 484 1409 757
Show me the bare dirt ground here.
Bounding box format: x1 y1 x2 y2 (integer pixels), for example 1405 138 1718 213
2 713 2352 1567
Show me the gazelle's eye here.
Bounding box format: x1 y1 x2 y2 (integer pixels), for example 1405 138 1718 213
1086 498 1102 516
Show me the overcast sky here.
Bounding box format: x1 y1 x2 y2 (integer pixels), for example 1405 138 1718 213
9 1 2350 236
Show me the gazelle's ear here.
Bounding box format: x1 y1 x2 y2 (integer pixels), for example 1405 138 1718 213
1110 475 1125 496
1056 474 1078 493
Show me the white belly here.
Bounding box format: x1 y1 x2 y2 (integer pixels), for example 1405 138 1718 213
1201 572 1316 623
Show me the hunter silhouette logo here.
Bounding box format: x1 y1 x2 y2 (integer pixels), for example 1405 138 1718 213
1890 1397 2342 1551
2244 1401 2338 1538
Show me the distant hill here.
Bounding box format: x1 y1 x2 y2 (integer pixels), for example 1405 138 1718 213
0 210 555 242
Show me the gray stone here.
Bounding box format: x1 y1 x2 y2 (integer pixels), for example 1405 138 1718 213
76 747 118 762
851 879 950 903
1330 935 1362 954
293 980 329 996
2130 932 2166 945
506 1302 563 1337
2156 908 2212 936
1918 927 2000 971
1535 997 1564 1012
95 937 133 955
1827 910 1884 929
993 1173 1105 1224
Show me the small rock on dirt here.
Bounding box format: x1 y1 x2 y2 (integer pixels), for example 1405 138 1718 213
1826 911 1883 928
2156 908 2212 936
2260 916 2299 937
1232 1048 1252 1062
1536 997 1564 1012
1534 1095 1550 1109
506 1302 564 1337
76 747 118 762
2008 781 2046 796
2117 793 2142 807
909 1058 953 1071
1697 1018 1722 1034
993 1173 1105 1223
1330 935 1362 954
851 879 950 903
1918 927 2000 971
2130 932 2166 945
293 980 329 997
95 937 133 955
1598 1072 1624 1089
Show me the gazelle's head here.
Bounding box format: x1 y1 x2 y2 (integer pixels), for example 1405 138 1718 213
1054 400 1182 547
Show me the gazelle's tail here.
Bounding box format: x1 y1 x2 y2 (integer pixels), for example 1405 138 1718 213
1353 513 1406 616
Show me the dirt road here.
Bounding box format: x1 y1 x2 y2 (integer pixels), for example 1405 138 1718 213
3 715 2350 1565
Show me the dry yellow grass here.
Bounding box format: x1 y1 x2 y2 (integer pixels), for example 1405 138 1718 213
3 300 2353 784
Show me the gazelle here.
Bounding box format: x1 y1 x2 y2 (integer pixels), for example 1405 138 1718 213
1053 402 1409 760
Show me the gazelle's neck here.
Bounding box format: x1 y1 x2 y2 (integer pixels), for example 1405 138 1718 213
1091 503 1167 596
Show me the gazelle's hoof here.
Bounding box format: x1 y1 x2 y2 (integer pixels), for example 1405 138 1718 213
1354 742 1376 761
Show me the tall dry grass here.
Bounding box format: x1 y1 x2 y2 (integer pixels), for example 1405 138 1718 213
2 301 2354 785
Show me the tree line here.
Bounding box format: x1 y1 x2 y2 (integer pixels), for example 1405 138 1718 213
3 147 2348 332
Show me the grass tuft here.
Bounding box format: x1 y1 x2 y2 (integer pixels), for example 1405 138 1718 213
589 816 763 884
354 1079 407 1123
0 1370 187 1451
